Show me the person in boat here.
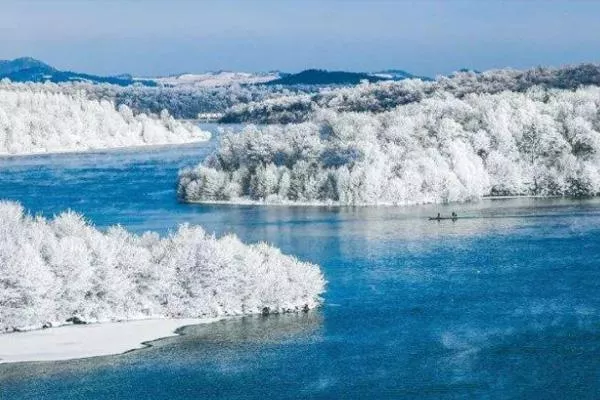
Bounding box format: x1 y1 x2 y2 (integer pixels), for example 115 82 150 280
451 211 458 220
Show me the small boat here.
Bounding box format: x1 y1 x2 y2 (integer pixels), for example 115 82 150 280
429 212 459 221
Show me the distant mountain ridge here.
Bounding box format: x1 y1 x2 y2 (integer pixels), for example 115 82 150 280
371 69 432 81
0 57 156 86
0 57 428 88
0 57 52 75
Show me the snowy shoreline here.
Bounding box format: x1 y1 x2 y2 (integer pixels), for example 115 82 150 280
0 318 220 363
0 137 210 159
182 194 573 208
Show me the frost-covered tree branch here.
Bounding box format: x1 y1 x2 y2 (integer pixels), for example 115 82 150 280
0 201 325 332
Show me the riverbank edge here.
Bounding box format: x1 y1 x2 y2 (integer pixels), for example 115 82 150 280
182 194 572 208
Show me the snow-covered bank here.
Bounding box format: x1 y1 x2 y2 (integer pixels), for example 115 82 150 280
179 86 600 206
0 201 325 333
0 318 219 363
0 84 210 155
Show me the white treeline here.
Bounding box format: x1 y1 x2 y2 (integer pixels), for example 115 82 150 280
222 63 600 124
179 86 600 205
0 79 314 120
0 83 210 155
0 201 325 332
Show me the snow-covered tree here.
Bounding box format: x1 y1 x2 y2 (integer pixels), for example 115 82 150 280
221 63 600 124
0 202 325 332
0 83 210 155
179 86 600 205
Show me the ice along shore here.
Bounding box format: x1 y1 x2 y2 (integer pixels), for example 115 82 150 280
0 317 220 363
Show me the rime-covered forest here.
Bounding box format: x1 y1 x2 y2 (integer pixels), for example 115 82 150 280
179 65 600 205
220 64 600 124
0 202 325 332
0 81 210 155
1 79 317 120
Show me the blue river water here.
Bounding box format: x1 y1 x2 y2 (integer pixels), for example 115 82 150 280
1 126 600 399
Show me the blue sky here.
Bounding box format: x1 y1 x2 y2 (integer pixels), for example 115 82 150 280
1 0 599 77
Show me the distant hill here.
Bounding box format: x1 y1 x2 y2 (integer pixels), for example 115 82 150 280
0 58 428 88
0 57 51 75
266 69 390 86
0 57 156 87
153 71 280 87
371 69 432 81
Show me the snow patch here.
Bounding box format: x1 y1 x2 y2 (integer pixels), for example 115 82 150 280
152 71 279 88
0 318 219 363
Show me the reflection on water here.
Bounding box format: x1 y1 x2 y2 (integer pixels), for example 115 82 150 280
0 312 322 383
173 311 323 346
1 136 600 399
